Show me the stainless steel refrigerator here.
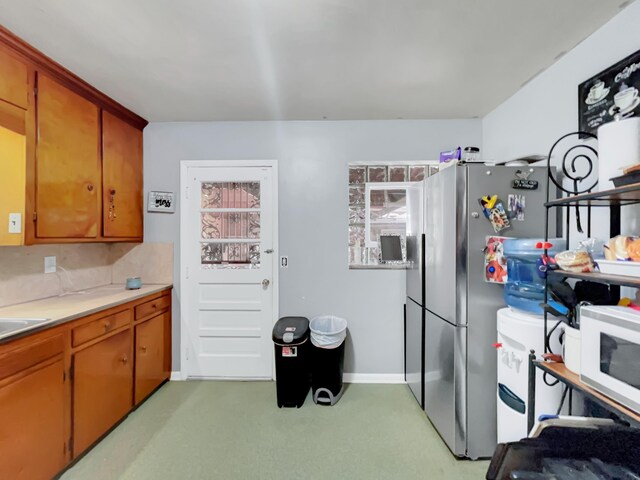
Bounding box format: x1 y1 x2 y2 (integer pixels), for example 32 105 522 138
406 164 550 459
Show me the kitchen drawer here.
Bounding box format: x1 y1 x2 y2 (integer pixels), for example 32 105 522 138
135 295 170 320
72 310 131 347
0 335 64 381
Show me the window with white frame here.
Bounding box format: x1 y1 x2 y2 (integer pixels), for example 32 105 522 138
365 182 411 249
348 163 438 267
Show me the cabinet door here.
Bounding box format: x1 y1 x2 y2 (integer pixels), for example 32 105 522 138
102 111 143 238
0 359 66 480
135 312 168 404
73 329 132 456
36 74 100 238
0 47 28 109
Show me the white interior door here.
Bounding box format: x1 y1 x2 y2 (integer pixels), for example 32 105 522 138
182 163 276 379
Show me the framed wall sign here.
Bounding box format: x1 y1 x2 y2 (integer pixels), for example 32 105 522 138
579 48 640 136
147 191 176 213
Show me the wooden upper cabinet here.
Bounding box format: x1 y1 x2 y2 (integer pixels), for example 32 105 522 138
35 74 100 238
102 111 143 238
0 46 28 109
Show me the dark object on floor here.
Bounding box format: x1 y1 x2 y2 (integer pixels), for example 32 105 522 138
273 316 311 408
486 422 640 479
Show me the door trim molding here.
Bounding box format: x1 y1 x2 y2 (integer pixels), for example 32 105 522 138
179 160 279 380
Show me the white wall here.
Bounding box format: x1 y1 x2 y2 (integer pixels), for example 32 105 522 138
483 1 640 165
144 120 482 375
483 1 640 243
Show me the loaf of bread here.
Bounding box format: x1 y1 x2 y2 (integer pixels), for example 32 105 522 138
604 235 640 261
555 249 595 273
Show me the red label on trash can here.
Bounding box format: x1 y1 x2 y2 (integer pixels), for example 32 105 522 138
282 346 297 357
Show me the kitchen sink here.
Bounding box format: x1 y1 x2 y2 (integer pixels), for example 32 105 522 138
0 318 50 337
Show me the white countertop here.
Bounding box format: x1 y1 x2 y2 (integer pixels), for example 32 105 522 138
0 283 172 343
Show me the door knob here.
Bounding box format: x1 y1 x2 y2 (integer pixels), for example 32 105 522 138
262 279 270 288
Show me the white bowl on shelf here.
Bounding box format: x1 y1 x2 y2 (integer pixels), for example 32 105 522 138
597 259 640 277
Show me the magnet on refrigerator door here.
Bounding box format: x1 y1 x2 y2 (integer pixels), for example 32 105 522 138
484 236 510 284
479 195 511 233
508 194 526 221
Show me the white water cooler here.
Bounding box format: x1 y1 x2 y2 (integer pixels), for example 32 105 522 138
496 308 564 443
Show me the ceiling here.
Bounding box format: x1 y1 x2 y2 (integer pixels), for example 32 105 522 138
0 0 627 122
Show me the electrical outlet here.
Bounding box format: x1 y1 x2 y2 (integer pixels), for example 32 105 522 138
280 256 288 268
44 256 56 274
8 213 21 234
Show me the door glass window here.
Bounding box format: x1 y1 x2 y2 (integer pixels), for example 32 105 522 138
200 182 261 269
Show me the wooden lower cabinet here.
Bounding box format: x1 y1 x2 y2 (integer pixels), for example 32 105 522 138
73 328 133 456
0 351 66 480
135 312 169 404
0 289 171 478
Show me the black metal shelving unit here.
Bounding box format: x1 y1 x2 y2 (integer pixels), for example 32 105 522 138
526 132 640 432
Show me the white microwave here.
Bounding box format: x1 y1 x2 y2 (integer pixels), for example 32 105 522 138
580 306 640 413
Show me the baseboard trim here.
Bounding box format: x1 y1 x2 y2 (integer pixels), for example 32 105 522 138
343 373 406 384
171 371 406 384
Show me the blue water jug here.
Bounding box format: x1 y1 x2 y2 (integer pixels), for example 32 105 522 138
503 238 564 314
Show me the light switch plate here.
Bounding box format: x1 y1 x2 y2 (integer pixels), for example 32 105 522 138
8 213 21 233
44 256 56 274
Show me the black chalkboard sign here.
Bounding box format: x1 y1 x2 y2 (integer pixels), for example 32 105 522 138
578 49 640 136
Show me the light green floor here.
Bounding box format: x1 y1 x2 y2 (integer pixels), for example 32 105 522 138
61 382 489 480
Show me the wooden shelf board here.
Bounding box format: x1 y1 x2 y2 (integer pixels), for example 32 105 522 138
547 269 640 288
545 182 640 207
535 361 640 424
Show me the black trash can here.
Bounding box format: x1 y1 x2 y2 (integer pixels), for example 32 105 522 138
272 316 311 408
309 316 348 406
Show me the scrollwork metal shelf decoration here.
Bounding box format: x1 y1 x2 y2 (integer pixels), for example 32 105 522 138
546 131 598 235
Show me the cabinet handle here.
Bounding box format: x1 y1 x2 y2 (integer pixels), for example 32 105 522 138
151 304 157 309
140 345 147 353
120 355 128 364
108 188 117 221
103 321 111 331
87 184 94 192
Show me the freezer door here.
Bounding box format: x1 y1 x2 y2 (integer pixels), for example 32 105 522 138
405 298 424 408
425 166 464 324
424 311 467 457
406 234 424 305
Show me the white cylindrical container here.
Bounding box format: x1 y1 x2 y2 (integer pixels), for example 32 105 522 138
563 325 581 374
496 308 564 444
598 117 640 190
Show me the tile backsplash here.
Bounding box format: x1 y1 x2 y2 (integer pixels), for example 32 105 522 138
0 242 173 307
110 243 173 285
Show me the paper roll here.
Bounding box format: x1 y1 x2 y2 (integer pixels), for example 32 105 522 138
598 117 640 190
